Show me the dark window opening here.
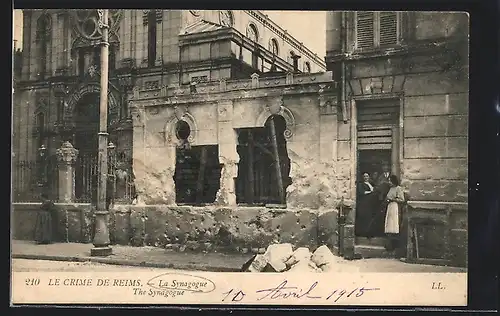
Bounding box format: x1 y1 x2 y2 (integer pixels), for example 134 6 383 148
252 51 259 69
173 120 221 205
147 11 157 67
174 145 221 205
36 14 50 78
235 115 291 206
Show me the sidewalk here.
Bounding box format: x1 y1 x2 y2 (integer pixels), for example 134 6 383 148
11 240 467 273
11 240 252 272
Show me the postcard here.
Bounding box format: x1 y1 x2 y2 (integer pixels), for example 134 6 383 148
11 9 469 307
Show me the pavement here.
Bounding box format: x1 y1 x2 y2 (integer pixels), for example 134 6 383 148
11 240 467 273
12 259 182 272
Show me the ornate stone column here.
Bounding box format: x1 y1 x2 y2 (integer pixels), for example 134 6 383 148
56 141 79 203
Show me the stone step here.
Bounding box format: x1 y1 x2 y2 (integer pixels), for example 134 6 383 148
355 237 386 247
354 244 394 259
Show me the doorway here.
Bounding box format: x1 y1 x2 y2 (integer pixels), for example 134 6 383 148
354 98 401 253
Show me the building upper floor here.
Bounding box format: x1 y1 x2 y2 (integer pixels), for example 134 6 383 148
325 11 469 64
18 9 326 84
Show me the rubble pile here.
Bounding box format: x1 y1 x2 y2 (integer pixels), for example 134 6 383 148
241 244 347 273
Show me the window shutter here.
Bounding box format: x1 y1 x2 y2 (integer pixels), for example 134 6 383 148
356 12 374 49
379 12 398 46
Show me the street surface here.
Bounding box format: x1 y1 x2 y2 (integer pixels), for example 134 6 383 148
12 259 180 272
12 258 467 273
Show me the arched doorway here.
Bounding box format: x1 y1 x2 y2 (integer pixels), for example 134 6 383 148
73 93 100 203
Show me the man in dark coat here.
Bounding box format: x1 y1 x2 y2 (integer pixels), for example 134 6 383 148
375 162 392 200
367 162 393 236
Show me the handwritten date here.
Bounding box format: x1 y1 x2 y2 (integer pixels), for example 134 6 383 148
222 280 380 303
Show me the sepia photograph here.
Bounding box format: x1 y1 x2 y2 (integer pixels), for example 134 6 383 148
11 9 469 306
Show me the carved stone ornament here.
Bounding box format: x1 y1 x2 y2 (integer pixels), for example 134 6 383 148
56 141 79 165
219 10 234 27
70 9 123 47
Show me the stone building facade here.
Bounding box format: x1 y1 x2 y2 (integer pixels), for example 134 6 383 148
325 12 468 266
12 10 468 267
12 9 325 203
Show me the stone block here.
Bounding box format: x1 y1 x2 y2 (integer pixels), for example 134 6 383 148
292 123 320 143
319 114 338 138
348 79 363 96
450 210 468 230
265 259 287 272
248 254 268 272
311 245 340 267
405 180 467 202
404 137 467 158
12 206 38 240
319 141 335 163
343 237 355 250
402 158 467 180
285 247 312 267
338 122 351 140
232 99 263 128
217 100 234 122
112 209 131 245
317 210 339 248
217 122 236 145
350 60 391 79
67 209 83 242
261 210 316 248
404 115 468 138
337 140 351 160
129 209 145 246
196 128 218 146
404 94 468 117
450 229 467 267
404 72 467 96
264 243 294 265
414 12 466 40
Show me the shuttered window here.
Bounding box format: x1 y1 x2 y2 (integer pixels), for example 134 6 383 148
355 12 400 49
379 12 398 46
356 12 375 49
356 99 400 150
357 99 399 126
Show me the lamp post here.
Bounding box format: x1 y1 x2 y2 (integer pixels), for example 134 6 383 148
37 144 47 196
91 9 112 256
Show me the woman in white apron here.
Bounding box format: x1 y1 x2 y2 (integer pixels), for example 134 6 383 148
384 175 405 253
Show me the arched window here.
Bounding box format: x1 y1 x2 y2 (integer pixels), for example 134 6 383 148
304 61 311 73
36 13 51 78
246 23 259 43
269 38 279 56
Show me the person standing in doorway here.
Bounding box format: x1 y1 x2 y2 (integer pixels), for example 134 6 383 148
376 162 392 186
384 175 406 254
355 172 379 237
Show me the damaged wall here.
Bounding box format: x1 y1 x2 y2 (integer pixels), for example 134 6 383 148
109 205 340 253
129 72 342 210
